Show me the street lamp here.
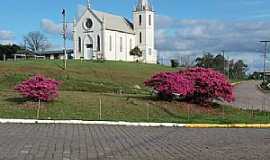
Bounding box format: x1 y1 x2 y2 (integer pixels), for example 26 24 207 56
259 41 270 83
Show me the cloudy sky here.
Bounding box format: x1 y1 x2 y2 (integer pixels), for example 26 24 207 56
1 0 270 72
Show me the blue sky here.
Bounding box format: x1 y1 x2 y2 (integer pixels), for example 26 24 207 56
1 0 270 72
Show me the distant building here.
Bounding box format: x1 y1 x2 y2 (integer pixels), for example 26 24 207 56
35 49 73 60
250 71 270 80
73 0 157 64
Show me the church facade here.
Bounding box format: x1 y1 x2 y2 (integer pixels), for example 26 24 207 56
73 0 157 64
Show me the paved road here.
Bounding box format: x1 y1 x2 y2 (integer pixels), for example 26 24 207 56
232 80 270 111
0 124 269 160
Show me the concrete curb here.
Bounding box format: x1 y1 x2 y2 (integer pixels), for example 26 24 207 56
0 119 269 128
0 119 185 127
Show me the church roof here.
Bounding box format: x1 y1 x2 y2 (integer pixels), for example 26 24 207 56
93 10 134 34
136 0 153 11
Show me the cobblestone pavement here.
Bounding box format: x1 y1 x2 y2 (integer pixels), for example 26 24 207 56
0 124 269 160
232 80 270 111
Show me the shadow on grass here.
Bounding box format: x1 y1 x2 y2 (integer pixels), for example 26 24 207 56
5 97 29 104
125 94 183 119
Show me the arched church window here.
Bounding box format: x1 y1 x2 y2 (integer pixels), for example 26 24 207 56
140 32 142 44
149 15 152 26
139 15 142 26
97 35 101 51
130 38 132 51
120 37 123 52
109 36 112 51
78 37 82 52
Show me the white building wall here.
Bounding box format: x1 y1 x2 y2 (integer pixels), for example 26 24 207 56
50 55 54 60
126 34 136 61
104 30 116 60
104 30 135 61
73 9 103 60
133 10 157 64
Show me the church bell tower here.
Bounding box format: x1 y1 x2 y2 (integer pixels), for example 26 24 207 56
133 0 157 64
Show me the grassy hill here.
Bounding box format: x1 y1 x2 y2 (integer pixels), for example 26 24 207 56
0 60 175 94
0 60 269 123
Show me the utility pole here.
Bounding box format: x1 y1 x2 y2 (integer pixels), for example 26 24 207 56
259 41 270 83
62 9 67 70
227 56 230 80
221 50 226 75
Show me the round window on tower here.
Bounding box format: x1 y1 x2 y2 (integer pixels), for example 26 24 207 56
85 18 93 29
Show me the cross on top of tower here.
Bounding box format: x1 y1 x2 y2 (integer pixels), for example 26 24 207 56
136 0 153 11
87 0 91 9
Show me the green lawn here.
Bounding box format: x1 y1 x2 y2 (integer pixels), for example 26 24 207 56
0 90 269 124
0 60 175 94
0 60 269 124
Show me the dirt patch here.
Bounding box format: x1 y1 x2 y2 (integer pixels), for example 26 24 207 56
149 100 222 116
180 102 221 115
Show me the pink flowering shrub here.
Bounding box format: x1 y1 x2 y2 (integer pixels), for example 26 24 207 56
145 67 235 104
15 75 60 102
144 72 195 100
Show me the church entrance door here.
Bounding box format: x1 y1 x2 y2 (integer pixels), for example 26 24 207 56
84 36 93 60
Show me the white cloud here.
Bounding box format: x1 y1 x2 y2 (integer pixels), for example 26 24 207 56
40 4 87 36
40 19 73 38
77 4 87 20
41 19 62 35
0 30 14 44
155 15 270 72
0 30 13 40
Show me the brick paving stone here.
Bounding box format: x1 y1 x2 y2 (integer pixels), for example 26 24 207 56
0 124 269 160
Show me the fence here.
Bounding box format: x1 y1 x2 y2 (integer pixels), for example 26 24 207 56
0 88 269 124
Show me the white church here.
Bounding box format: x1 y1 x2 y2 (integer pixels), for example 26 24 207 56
73 0 157 64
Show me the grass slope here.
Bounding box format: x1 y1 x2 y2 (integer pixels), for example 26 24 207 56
0 60 269 123
0 60 174 94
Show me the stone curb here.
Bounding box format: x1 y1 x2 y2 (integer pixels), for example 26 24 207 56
0 119 269 128
0 119 185 127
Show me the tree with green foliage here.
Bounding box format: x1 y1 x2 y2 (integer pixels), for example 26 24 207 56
195 53 248 80
0 44 22 60
231 60 248 80
130 46 143 62
195 53 214 68
213 54 226 73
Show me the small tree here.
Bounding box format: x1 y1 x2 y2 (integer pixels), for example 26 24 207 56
23 31 50 52
130 46 143 62
15 75 60 102
0 44 22 60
